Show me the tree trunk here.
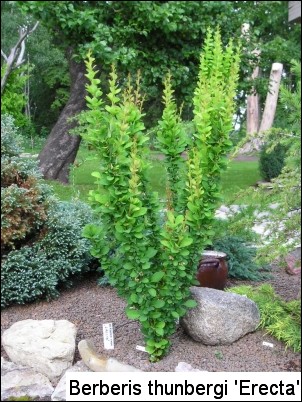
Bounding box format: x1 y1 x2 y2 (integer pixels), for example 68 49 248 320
246 66 260 135
38 56 87 183
259 62 283 133
239 63 283 154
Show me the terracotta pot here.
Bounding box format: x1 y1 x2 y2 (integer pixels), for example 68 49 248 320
196 250 228 290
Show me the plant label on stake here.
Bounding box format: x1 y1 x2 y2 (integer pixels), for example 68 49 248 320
136 345 147 353
103 323 114 349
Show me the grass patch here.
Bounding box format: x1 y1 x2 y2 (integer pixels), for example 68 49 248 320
36 146 260 204
221 160 260 203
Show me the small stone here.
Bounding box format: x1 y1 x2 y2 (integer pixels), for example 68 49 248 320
175 362 203 372
78 339 142 372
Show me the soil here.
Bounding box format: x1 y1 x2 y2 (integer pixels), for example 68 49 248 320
1 250 301 373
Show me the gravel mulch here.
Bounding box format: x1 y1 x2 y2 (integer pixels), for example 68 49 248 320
1 256 301 373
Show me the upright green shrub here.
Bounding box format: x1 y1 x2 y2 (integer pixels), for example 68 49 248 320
80 28 240 361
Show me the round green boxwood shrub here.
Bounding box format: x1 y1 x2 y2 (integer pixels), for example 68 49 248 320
259 139 288 181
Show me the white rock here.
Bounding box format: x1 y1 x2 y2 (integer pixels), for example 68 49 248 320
175 362 203 372
252 223 270 236
229 205 242 214
254 211 270 219
51 361 90 401
1 357 54 401
78 339 142 372
2 319 77 383
214 210 228 220
218 205 230 213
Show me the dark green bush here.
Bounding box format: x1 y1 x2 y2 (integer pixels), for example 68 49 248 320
259 140 288 181
1 246 59 307
211 235 270 280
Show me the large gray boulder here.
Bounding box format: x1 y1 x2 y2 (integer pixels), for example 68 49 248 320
180 287 260 345
2 319 77 383
1 357 54 401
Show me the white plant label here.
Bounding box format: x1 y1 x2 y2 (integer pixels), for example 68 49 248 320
136 345 147 353
262 341 274 348
103 323 114 349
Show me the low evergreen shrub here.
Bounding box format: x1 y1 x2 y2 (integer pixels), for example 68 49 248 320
211 235 270 280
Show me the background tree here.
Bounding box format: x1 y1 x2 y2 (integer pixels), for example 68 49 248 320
237 1 301 142
16 1 301 182
1 1 69 137
17 1 244 183
232 61 301 267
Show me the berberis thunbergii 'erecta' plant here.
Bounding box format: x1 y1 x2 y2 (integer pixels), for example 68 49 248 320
79 28 240 362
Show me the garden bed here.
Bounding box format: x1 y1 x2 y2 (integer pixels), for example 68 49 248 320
1 257 300 373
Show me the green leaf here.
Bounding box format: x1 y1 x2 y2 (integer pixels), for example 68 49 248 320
91 171 101 178
153 299 165 308
145 247 157 259
148 288 157 297
146 345 155 354
125 308 140 320
166 211 175 223
151 311 161 319
175 215 184 225
180 237 193 247
155 327 164 336
130 293 138 303
184 299 197 308
160 239 171 248
151 271 165 283
132 207 147 218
